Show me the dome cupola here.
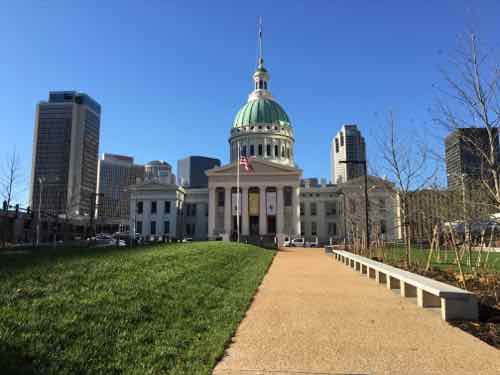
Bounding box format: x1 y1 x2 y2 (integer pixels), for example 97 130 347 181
228 19 295 166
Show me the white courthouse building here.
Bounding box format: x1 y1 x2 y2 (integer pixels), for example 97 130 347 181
127 37 399 245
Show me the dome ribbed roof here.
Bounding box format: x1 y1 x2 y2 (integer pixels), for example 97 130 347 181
233 98 290 128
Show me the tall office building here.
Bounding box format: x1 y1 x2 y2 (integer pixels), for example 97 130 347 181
29 91 101 218
177 156 221 188
96 154 144 228
331 124 366 184
445 128 499 191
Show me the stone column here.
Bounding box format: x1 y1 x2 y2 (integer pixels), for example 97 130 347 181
259 186 267 235
242 187 249 235
208 187 215 238
277 186 284 236
292 186 300 236
224 187 231 236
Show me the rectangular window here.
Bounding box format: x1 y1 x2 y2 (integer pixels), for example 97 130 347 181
136 221 143 234
242 145 247 156
284 187 292 207
150 221 156 235
137 201 143 214
328 222 337 235
186 223 196 236
258 144 263 156
300 202 304 216
151 201 157 214
250 144 255 156
185 203 197 216
310 202 317 216
217 190 225 207
311 222 317 236
335 138 339 153
266 144 271 156
164 201 171 214
380 220 387 234
300 222 304 236
274 144 279 157
325 201 336 216
164 221 170 234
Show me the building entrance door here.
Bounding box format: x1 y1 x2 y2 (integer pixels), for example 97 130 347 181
249 216 259 235
267 216 276 234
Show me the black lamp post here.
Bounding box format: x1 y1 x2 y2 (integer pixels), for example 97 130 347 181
339 160 369 250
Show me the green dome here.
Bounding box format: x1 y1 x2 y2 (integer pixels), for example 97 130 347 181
233 98 291 128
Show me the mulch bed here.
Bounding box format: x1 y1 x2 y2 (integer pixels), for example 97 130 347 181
380 258 500 349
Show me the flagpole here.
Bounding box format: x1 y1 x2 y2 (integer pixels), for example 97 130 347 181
236 142 240 243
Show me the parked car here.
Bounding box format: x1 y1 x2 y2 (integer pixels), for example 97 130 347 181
291 237 305 247
305 237 319 247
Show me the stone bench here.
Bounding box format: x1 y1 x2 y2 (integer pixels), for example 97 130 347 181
330 249 478 321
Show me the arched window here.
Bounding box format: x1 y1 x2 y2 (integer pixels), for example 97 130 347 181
287 147 290 158
266 144 271 156
250 145 255 156
274 144 279 157
281 146 285 157
258 144 263 156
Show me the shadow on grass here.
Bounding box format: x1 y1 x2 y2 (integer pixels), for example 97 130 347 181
0 243 162 273
0 342 50 375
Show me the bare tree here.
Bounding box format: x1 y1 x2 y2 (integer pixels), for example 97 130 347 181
378 112 438 267
0 148 23 208
434 31 500 211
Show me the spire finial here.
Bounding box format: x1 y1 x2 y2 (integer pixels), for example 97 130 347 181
258 16 264 67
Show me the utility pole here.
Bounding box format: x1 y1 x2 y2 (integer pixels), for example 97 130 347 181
340 160 370 250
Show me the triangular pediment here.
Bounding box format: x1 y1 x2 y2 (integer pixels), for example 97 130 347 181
206 159 302 176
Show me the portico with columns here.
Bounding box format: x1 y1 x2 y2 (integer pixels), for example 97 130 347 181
207 159 301 242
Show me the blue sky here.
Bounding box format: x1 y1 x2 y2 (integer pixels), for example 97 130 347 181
1 1 500 205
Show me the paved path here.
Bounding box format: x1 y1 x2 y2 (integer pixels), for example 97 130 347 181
214 248 500 375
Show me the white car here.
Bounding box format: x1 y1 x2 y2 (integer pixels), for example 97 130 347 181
291 237 305 247
305 238 319 247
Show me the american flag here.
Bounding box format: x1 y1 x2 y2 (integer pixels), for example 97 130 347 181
239 155 254 172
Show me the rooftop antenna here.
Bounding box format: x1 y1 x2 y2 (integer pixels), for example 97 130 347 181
258 16 263 66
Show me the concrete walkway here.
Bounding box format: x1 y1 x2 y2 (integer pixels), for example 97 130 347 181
214 248 500 375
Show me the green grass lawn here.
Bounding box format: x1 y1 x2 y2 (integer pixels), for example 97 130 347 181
381 245 500 273
0 242 275 374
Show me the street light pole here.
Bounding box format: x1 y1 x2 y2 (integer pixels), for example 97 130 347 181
340 160 370 251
